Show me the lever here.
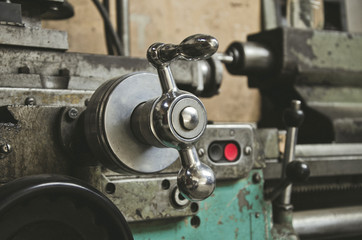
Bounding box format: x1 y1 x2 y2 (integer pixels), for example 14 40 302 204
131 34 218 201
147 34 219 67
266 160 310 201
280 100 305 205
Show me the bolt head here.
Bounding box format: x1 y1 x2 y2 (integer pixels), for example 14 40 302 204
180 106 199 130
252 172 261 184
0 143 12 154
25 97 36 106
197 148 205 157
244 146 252 155
67 108 79 120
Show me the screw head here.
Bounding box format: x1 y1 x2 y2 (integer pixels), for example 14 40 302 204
25 97 36 106
180 106 199 130
67 108 79 120
252 172 261 184
197 148 205 157
0 143 12 154
244 146 252 155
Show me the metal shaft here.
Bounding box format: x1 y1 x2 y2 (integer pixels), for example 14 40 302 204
116 0 130 56
157 66 178 94
293 206 362 238
280 100 301 205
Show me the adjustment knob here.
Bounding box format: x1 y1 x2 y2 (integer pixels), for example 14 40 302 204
283 100 305 128
132 34 218 201
266 160 310 201
147 34 219 68
286 161 310 183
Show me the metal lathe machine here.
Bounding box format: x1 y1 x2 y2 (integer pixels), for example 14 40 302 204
0 0 361 239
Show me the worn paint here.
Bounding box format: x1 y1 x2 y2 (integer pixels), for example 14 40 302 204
130 170 273 240
237 189 252 212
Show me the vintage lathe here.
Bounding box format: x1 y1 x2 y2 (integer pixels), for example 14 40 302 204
0 1 361 239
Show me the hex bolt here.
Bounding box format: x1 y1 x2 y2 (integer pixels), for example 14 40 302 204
67 108 79 120
255 212 260 218
252 172 261 184
0 143 12 154
18 66 30 74
244 146 252 155
25 97 36 106
197 148 205 157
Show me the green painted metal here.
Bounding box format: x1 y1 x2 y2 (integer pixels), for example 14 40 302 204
129 170 273 240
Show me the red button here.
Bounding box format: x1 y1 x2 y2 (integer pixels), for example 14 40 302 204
224 143 239 161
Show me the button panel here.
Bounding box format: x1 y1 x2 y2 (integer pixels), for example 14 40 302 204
208 141 241 163
196 124 255 180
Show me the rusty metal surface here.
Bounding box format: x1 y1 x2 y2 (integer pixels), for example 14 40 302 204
0 105 71 182
102 174 196 222
0 88 92 107
74 166 197 222
0 24 68 50
0 47 216 96
248 27 362 87
245 28 362 143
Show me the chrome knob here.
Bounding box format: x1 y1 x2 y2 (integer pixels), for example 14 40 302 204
180 106 199 130
147 34 219 68
131 34 218 201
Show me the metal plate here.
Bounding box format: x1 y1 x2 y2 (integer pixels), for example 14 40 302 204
84 72 179 174
101 174 196 222
195 124 255 180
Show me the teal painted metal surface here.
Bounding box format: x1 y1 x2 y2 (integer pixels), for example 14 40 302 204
129 170 273 240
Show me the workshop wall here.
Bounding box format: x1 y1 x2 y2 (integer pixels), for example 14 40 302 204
43 0 261 122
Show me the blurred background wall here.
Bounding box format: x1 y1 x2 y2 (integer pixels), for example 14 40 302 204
43 0 261 122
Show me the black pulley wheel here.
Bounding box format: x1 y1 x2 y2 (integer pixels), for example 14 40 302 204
0 175 133 240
